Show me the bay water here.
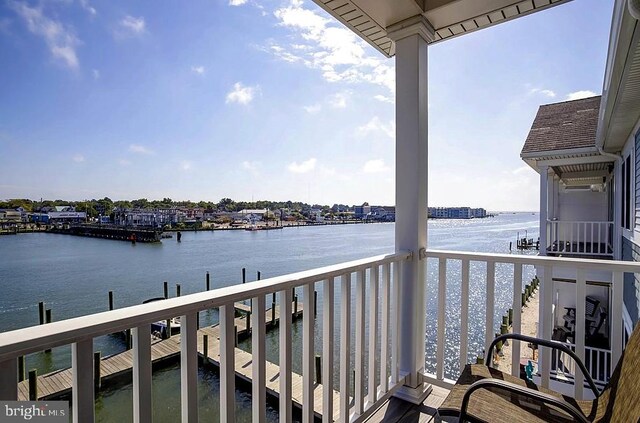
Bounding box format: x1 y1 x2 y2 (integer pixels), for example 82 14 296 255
0 213 538 421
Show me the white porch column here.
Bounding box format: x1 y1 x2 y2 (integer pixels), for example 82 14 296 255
388 15 434 404
614 160 622 260
539 165 549 255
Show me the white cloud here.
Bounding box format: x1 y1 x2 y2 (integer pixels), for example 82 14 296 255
180 160 192 171
229 0 248 5
242 160 260 175
129 144 153 155
512 165 532 175
356 116 395 139
92 69 100 79
362 159 390 173
117 15 145 37
118 159 131 166
191 66 205 75
8 1 80 69
303 103 321 114
529 88 556 98
79 0 96 16
270 1 395 94
72 154 85 163
226 82 259 105
374 94 394 104
288 158 317 173
566 90 597 101
329 91 349 108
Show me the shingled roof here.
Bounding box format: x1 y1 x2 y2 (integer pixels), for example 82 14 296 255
521 96 601 156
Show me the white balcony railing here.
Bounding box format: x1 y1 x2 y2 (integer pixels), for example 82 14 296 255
422 249 632 401
546 220 614 256
0 249 638 421
551 344 611 387
0 252 410 423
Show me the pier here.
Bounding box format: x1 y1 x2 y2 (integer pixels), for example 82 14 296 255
49 225 162 243
16 300 341 420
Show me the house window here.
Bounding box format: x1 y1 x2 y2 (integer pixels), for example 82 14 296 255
636 130 640 229
622 155 631 230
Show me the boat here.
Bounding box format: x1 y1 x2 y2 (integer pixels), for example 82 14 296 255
142 297 181 338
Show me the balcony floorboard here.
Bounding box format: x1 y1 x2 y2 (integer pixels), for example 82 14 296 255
364 385 449 423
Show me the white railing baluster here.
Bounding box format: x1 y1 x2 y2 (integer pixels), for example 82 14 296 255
181 312 198 423
279 289 293 423
340 273 352 423
380 263 390 394
0 358 18 400
220 304 236 423
436 258 446 380
355 269 365 416
485 261 495 360
539 265 553 389
368 265 379 406
575 269 586 400
391 262 400 383
598 224 602 254
252 295 266 423
590 223 594 254
611 271 624 372
72 339 95 423
511 264 523 377
302 282 315 423
460 259 470 373
133 324 152 423
322 278 334 423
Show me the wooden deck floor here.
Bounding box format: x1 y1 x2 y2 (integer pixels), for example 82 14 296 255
364 385 450 423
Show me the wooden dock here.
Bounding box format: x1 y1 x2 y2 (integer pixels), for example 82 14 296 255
17 301 342 420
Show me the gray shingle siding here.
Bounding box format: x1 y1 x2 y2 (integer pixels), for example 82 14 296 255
622 237 640 325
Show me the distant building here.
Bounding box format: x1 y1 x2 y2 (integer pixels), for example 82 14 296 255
0 209 22 223
31 206 86 224
428 207 485 219
354 204 371 219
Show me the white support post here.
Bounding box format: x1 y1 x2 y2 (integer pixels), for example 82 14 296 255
575 269 586 400
133 325 152 423
436 258 446 380
485 261 495 359
539 166 549 255
539 266 554 389
511 264 523 377
220 304 236 423
180 312 198 423
279 289 293 423
459 259 470 373
387 14 434 404
72 340 95 423
0 358 18 400
322 278 334 423
302 283 315 423
614 160 623 259
380 264 390 394
611 271 624 371
252 295 267 423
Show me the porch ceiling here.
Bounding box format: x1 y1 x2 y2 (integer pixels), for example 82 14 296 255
599 2 640 152
553 162 613 185
311 0 572 57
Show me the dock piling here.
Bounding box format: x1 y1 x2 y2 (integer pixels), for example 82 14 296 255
257 271 261 281
45 310 52 352
166 319 172 339
18 356 25 382
234 326 238 347
294 295 298 316
271 293 276 325
315 355 322 384
206 272 210 291
163 281 168 299
246 310 251 333
508 308 513 326
94 351 101 392
108 291 114 311
203 334 209 363
125 329 132 350
176 284 181 297
242 268 246 284
28 369 37 400
38 302 45 325
313 291 318 317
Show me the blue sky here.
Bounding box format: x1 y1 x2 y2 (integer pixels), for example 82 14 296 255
0 0 613 210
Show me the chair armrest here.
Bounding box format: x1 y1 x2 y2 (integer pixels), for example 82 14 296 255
486 333 600 397
460 379 589 423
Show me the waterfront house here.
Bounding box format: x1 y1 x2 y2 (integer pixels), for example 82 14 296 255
354 204 371 219
1 1 640 422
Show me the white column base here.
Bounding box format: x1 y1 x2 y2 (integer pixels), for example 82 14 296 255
393 382 433 405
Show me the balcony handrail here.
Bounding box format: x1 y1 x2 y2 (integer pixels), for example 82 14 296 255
0 251 410 362
424 249 638 272
546 220 614 224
